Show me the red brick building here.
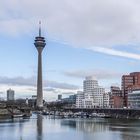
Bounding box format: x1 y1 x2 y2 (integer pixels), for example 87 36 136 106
109 86 123 108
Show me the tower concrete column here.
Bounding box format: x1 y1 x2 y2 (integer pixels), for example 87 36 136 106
34 22 46 108
37 48 43 107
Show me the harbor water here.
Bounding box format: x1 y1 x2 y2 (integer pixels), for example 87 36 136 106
0 114 140 140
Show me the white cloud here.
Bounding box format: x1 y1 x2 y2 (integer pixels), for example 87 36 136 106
89 46 140 60
64 69 122 79
0 76 79 90
1 0 140 47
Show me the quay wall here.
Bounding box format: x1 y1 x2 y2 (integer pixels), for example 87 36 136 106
63 108 140 119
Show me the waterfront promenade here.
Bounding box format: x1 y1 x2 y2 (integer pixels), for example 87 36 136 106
0 100 140 119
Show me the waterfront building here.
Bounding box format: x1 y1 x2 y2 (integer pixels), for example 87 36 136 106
76 77 105 108
83 76 98 93
62 94 76 104
76 91 84 108
109 96 123 108
82 98 98 108
34 22 46 107
84 76 105 108
109 86 123 108
7 89 15 101
92 87 105 107
122 72 140 107
128 85 140 108
69 95 76 104
111 86 122 96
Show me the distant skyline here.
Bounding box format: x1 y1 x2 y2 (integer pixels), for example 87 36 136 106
1 0 140 101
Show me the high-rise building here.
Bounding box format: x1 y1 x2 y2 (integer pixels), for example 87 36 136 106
7 89 15 101
121 72 140 107
58 94 62 100
34 22 46 108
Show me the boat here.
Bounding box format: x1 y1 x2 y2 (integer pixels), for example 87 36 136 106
91 113 98 117
96 113 111 118
12 114 24 118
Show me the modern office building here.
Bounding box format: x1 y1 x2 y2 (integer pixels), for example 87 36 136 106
61 94 76 104
121 72 140 107
127 85 140 108
34 22 46 107
7 89 15 101
58 94 62 100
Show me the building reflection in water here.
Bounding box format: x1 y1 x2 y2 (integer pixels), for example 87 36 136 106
61 119 109 133
108 119 140 140
77 119 110 133
37 115 43 140
61 118 140 140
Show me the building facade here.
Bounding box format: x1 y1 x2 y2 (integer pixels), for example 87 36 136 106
58 94 62 100
109 86 123 108
128 85 140 108
83 76 98 93
93 87 104 107
7 89 15 101
121 72 140 107
103 93 109 107
76 91 84 108
76 76 105 108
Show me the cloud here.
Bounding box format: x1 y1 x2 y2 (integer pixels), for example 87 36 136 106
64 69 122 79
0 76 79 90
89 46 140 60
1 0 140 47
46 80 79 90
0 76 36 86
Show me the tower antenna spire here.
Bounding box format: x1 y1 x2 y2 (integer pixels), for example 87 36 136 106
39 21 41 37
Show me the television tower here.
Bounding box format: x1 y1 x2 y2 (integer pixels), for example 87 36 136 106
34 21 46 107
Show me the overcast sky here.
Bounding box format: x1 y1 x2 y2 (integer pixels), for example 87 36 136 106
1 0 140 100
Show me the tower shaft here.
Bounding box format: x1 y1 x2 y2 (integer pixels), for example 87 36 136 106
37 49 43 107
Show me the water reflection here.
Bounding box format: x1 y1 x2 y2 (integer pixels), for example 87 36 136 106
0 116 140 140
37 115 43 140
60 118 140 140
61 118 109 133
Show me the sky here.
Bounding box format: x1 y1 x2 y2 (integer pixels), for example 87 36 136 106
1 0 140 101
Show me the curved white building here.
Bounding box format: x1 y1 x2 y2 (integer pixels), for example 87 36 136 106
76 76 106 108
